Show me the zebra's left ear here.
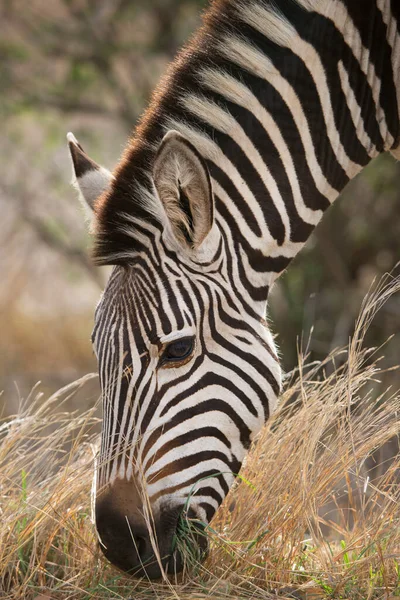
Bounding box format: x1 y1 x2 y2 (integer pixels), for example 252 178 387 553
153 130 213 250
67 132 114 216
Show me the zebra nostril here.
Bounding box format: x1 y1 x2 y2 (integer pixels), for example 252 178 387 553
135 535 148 558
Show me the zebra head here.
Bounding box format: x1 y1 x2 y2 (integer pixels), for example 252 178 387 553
68 131 281 578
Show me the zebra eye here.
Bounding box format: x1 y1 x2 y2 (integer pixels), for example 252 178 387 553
161 336 194 366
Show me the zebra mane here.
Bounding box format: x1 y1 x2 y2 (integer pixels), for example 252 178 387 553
93 0 322 266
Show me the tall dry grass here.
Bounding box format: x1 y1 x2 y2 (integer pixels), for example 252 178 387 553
1 276 400 599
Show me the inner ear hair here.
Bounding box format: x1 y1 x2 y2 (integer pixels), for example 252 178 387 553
153 131 213 249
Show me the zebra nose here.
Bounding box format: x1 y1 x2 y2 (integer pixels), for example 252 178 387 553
95 504 207 578
95 483 207 578
95 505 162 577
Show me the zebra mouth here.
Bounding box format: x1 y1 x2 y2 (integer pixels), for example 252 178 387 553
96 503 208 579
128 508 208 579
131 507 208 579
167 508 209 575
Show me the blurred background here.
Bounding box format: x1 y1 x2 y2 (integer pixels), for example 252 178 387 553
1 0 400 419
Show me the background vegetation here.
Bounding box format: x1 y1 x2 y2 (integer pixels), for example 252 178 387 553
1 0 400 598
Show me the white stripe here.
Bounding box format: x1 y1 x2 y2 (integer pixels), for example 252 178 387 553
236 0 296 47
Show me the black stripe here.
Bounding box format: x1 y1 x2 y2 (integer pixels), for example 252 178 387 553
344 1 399 146
143 426 233 472
148 450 241 484
150 469 230 503
212 64 331 212
144 398 252 451
211 17 350 192
208 163 263 237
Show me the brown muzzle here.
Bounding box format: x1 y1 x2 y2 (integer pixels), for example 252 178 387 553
95 477 207 578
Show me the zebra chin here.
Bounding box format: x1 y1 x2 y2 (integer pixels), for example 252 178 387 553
94 477 209 579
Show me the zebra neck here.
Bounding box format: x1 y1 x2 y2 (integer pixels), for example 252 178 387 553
173 0 400 304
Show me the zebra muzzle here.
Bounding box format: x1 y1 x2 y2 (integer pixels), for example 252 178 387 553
94 477 207 578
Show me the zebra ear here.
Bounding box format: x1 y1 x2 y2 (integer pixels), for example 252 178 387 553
67 132 113 215
153 130 213 250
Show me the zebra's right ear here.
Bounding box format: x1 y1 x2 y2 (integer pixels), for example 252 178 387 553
153 130 214 251
67 132 114 218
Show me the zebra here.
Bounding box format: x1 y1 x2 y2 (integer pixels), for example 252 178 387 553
67 0 400 579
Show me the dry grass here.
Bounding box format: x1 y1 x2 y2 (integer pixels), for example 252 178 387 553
1 276 400 599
